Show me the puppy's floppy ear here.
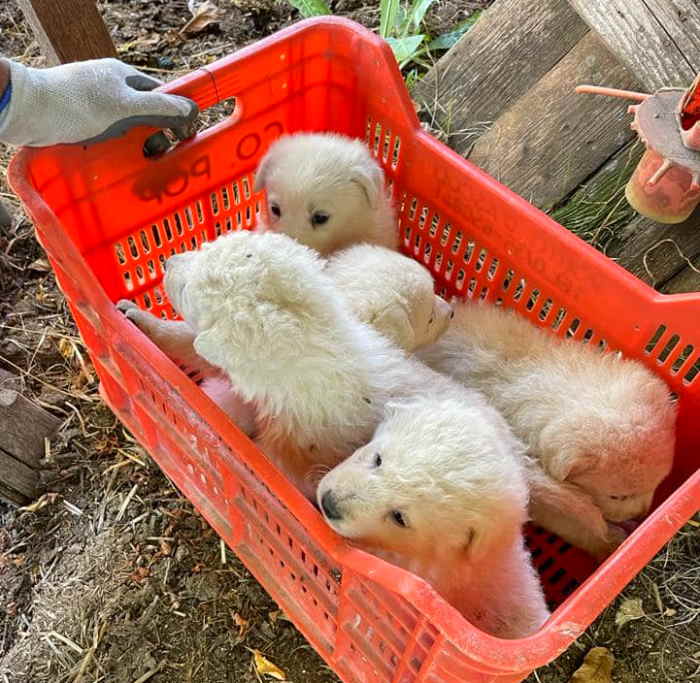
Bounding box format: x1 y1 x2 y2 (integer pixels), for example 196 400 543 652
548 450 596 482
193 326 230 371
370 302 415 351
254 145 277 192
351 160 384 208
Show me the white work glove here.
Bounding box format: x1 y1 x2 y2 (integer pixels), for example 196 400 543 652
0 57 198 147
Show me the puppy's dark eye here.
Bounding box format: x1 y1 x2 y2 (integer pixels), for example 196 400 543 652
428 316 434 325
391 510 407 528
610 494 630 501
373 453 382 467
270 203 281 218
311 211 329 226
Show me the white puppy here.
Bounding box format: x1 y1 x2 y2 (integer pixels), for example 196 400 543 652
117 242 452 435
318 396 550 639
121 233 549 634
419 302 678 559
254 133 398 254
325 244 452 352
155 230 468 498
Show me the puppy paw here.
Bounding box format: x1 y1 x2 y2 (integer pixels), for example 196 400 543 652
116 299 155 334
116 298 138 314
592 524 628 560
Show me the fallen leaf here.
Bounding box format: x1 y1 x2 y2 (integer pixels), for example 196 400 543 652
250 649 286 680
569 647 614 683
129 567 150 583
268 610 291 624
231 612 250 639
20 492 60 513
58 337 74 360
117 34 161 53
615 598 645 628
180 1 223 35
29 258 51 271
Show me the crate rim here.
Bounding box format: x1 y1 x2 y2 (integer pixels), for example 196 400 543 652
8 16 700 674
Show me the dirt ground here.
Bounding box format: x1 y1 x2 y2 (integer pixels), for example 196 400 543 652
0 1 698 682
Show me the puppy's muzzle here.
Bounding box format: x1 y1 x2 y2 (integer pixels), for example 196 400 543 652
320 490 343 520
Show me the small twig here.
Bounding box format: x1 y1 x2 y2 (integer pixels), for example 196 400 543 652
72 621 107 683
116 484 139 522
652 582 665 614
45 630 84 654
132 661 165 683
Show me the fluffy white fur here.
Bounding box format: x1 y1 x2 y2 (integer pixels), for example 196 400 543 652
325 244 452 351
254 133 398 255
152 230 469 498
117 242 452 436
119 232 548 635
419 301 678 559
318 396 550 639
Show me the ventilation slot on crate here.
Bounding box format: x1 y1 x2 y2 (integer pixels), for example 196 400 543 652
391 136 401 170
526 288 540 312
459 237 471 261
440 224 452 247
429 212 440 238
565 318 581 339
645 324 667 353
539 298 553 322
551 307 567 331
683 356 700 384
669 344 694 374
657 334 680 364
475 248 487 272
487 257 499 281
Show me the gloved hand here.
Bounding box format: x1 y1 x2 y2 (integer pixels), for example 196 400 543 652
0 57 198 147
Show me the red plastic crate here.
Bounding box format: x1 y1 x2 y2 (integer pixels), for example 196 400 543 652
8 18 700 682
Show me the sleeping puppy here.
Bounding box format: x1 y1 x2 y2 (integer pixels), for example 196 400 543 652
317 396 550 639
117 244 452 434
254 133 398 254
419 301 678 559
325 244 452 352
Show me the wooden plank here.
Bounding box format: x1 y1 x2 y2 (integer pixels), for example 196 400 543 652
642 0 700 73
412 0 589 155
0 449 39 506
606 213 700 289
567 0 697 90
18 0 117 65
660 261 700 293
0 370 60 468
468 33 641 210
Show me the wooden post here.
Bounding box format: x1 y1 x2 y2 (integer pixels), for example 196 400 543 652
0 370 60 506
567 0 700 90
18 0 117 65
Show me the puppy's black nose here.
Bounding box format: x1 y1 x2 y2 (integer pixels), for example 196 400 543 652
321 490 342 520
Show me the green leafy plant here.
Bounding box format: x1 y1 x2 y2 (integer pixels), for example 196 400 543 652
379 3 481 70
287 0 331 17
285 0 481 72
